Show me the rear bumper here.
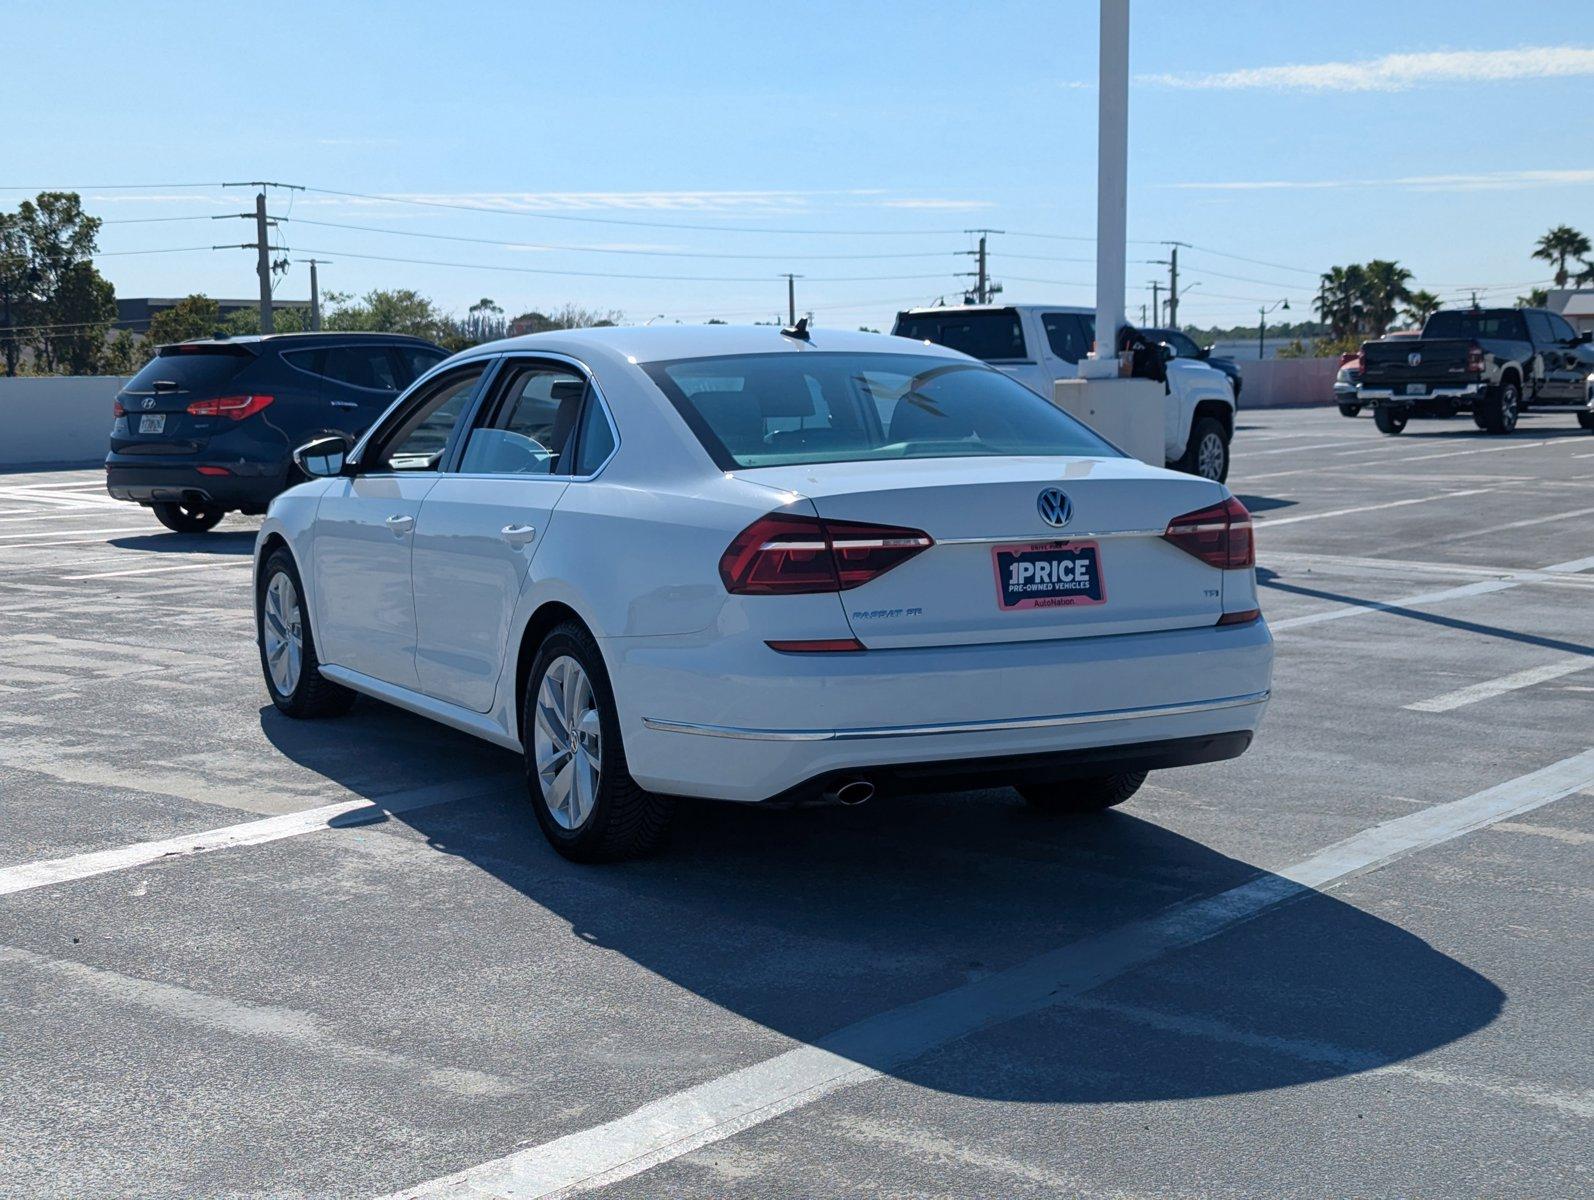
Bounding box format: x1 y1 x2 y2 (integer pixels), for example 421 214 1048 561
104 456 287 512
1359 384 1484 408
608 619 1274 802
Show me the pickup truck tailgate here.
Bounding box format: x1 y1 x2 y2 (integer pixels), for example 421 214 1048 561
1360 339 1474 386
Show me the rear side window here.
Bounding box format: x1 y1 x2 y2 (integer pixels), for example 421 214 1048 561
397 346 447 382
573 393 617 475
646 351 1118 469
459 366 586 476
893 311 1028 361
323 345 399 391
124 349 251 394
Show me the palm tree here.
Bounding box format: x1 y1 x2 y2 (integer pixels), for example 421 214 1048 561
1401 289 1441 328
1531 225 1591 288
1361 260 1413 336
1315 265 1367 339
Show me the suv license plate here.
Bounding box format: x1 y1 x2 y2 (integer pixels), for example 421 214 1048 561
1403 383 1427 396
992 541 1105 610
138 414 166 434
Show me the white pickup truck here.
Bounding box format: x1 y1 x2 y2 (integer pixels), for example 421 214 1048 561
891 304 1238 481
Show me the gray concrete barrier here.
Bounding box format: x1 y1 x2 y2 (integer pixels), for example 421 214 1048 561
1240 357 1340 409
0 376 127 469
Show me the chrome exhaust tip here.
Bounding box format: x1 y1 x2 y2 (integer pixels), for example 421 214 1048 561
826 779 875 806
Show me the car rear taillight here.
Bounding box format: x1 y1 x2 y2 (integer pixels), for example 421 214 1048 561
113 398 125 417
1355 349 1365 372
1216 608 1261 626
1465 343 1485 374
720 512 933 595
186 394 274 420
1162 496 1254 570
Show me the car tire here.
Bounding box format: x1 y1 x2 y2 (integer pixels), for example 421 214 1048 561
523 621 675 863
1577 412 1594 431
257 548 356 718
152 500 225 533
1018 771 1147 814
1475 379 1520 435
1373 407 1407 435
1337 403 1362 418
1176 416 1230 482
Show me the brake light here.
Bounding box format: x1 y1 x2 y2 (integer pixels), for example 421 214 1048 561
1162 496 1254 569
1465 343 1485 374
113 398 125 417
1355 349 1365 372
186 394 274 420
720 512 933 595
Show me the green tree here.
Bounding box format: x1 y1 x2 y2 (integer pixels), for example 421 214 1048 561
1361 260 1413 336
1518 286 1550 307
0 191 119 374
1400 289 1442 329
102 330 141 375
221 305 307 336
145 295 223 346
325 288 448 338
1315 265 1367 339
44 261 118 374
0 210 33 376
1531 225 1591 288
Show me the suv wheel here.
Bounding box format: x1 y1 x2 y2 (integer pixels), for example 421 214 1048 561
257 549 355 718
1337 402 1362 418
1018 772 1147 813
1373 406 1407 435
152 500 225 533
1577 412 1594 432
1177 416 1230 482
523 622 675 862
1476 379 1520 434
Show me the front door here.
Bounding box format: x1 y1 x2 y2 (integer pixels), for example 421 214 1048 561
412 361 596 711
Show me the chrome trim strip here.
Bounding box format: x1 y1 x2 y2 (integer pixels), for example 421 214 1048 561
1357 386 1482 401
938 529 1164 546
642 690 1271 742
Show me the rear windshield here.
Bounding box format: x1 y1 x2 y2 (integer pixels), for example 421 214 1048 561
123 349 252 394
892 311 1028 361
645 352 1119 470
1423 310 1527 341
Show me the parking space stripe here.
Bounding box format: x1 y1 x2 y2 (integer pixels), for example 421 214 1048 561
0 774 518 897
1257 488 1492 528
1269 554 1594 632
1406 658 1594 713
60 559 253 580
379 750 1594 1200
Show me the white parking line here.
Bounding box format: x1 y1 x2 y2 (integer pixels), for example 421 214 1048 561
60 559 253 580
1406 658 1594 713
0 526 151 543
1242 439 1564 482
0 775 519 897
1269 554 1594 633
378 749 1594 1200
1257 488 1493 528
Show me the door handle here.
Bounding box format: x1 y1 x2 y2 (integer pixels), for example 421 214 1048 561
385 514 415 536
500 523 536 548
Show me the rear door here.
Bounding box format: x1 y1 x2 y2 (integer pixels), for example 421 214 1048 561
1537 311 1585 401
739 457 1227 648
319 343 405 436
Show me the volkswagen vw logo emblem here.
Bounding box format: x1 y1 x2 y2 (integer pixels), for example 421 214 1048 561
141 397 157 411
1037 487 1071 528
1407 351 1422 367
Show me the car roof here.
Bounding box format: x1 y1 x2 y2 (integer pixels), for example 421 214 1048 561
448 323 973 368
895 303 1094 317
174 332 442 349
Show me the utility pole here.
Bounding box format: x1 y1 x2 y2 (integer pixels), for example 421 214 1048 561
1164 241 1189 329
215 182 302 335
781 273 803 325
1150 280 1161 326
298 258 331 331
962 229 1005 304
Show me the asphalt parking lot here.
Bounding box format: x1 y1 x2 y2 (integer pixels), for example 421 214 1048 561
2 405 1591 1199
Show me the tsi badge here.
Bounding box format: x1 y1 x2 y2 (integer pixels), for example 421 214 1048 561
1036 487 1071 528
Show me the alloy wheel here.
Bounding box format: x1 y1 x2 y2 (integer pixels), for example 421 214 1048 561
533 655 603 830
1197 432 1227 481
262 572 303 697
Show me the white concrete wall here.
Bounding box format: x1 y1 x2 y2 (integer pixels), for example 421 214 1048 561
1242 357 1340 409
0 376 127 468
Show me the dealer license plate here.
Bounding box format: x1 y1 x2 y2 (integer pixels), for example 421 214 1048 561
992 541 1105 610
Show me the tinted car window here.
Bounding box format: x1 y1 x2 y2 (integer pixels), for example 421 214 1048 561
398 346 448 382
1424 310 1529 341
1041 312 1091 363
573 393 617 475
323 345 399 391
124 349 251 393
281 349 326 377
894 311 1027 361
1525 311 1554 345
648 352 1118 469
1546 312 1578 342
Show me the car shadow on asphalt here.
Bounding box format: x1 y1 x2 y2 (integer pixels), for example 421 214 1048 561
1233 494 1297 515
260 700 1507 1106
108 532 256 555
1376 424 1590 441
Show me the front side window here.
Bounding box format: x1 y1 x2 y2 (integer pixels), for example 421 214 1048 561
1546 312 1578 343
647 352 1119 470
893 310 1028 361
1042 313 1091 363
459 366 586 475
374 367 485 471
1525 311 1555 345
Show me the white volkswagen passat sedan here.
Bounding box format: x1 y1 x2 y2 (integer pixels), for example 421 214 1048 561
255 325 1272 861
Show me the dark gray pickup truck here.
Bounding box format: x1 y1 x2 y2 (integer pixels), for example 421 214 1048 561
1357 307 1594 435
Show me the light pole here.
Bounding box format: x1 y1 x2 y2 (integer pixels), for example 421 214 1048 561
1084 0 1130 375
1258 299 1290 359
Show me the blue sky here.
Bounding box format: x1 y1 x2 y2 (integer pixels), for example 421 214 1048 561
5 0 1591 330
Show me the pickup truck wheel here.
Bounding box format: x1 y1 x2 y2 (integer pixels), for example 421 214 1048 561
1475 379 1520 434
1337 402 1363 417
1177 417 1230 482
1373 407 1407 435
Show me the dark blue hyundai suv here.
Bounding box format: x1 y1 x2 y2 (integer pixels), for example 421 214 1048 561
106 332 448 532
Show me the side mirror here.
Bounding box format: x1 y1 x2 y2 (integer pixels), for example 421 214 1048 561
1157 341 1176 363
1197 345 1212 359
293 435 349 479
1577 331 1592 345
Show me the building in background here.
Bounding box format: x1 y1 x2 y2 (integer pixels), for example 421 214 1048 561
1547 289 1594 336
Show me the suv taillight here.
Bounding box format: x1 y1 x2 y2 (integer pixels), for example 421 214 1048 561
1465 343 1486 374
186 394 274 420
1162 496 1254 570
719 512 933 595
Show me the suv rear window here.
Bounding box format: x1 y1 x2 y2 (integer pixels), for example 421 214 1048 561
1424 310 1528 341
646 351 1117 469
123 348 252 393
892 311 1028 361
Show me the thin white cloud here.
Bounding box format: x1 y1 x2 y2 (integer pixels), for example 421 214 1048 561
1143 46 1594 92
880 198 996 210
1164 168 1594 192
